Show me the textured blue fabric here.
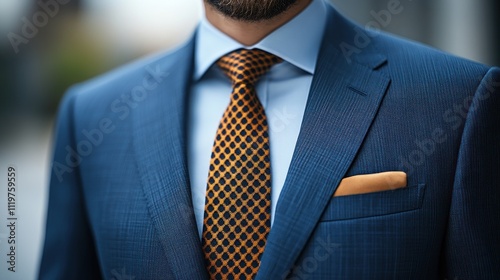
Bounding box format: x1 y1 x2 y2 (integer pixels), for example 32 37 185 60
39 3 500 280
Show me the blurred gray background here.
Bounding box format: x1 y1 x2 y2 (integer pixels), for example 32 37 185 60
0 0 498 279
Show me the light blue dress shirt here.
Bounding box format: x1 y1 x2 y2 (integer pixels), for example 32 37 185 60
188 0 328 237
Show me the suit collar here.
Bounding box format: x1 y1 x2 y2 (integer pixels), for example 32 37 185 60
194 0 328 80
256 5 390 279
131 35 208 279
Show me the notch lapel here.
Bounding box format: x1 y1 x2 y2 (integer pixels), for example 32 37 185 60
256 7 391 279
132 39 208 279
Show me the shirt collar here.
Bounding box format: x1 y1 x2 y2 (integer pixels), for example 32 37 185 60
194 0 328 80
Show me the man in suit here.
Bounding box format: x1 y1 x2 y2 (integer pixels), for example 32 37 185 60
40 0 500 279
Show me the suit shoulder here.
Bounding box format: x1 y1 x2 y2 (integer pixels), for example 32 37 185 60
68 38 193 105
354 29 494 101
54 37 194 130
370 30 490 77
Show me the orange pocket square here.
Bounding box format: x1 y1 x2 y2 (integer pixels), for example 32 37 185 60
333 171 407 197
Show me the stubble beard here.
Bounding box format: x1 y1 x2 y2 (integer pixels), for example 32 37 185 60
205 0 299 21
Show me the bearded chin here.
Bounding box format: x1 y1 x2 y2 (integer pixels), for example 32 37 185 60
206 0 298 21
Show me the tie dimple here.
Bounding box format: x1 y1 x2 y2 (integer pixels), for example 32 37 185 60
202 49 282 280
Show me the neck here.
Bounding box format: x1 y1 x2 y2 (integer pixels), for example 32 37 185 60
204 0 312 46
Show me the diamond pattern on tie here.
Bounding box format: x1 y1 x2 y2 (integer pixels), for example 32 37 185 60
202 49 282 280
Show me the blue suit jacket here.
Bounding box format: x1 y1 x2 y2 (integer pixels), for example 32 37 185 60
40 5 500 279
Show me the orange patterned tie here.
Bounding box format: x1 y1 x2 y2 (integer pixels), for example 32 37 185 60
202 49 282 280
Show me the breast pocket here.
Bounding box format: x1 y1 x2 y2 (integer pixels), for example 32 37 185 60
319 183 426 222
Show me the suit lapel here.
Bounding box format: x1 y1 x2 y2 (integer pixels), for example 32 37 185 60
132 38 208 279
256 7 391 279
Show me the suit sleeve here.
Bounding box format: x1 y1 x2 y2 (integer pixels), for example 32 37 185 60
38 89 102 279
442 67 500 278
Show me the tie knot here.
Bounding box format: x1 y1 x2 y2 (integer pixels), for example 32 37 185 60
217 48 282 86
